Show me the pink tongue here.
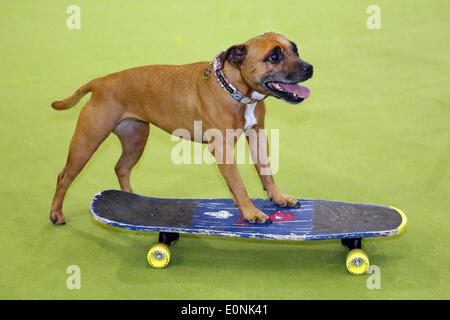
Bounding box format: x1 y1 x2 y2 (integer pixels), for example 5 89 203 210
279 83 310 98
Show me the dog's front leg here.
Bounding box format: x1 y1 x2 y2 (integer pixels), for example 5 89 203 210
209 137 269 223
246 126 299 207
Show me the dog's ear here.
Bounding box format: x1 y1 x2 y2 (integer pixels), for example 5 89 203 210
225 44 247 66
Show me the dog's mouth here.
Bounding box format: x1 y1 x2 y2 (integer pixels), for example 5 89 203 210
263 81 310 104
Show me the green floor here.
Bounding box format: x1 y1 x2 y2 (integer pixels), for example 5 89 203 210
0 0 448 299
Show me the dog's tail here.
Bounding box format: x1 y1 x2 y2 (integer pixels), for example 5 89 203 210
51 80 94 110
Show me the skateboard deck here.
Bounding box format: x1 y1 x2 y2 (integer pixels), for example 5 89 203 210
90 190 406 241
90 190 407 273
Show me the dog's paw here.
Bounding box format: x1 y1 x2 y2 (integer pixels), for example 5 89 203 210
270 192 300 208
243 207 270 224
50 211 66 225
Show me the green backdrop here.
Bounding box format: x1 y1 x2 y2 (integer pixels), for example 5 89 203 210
0 0 448 299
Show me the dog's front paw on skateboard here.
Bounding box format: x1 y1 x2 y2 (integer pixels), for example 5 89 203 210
270 191 300 208
242 206 271 224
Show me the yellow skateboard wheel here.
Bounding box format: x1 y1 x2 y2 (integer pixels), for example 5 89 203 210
346 249 369 275
147 243 171 268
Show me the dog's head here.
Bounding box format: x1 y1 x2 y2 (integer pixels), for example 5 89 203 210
224 32 313 104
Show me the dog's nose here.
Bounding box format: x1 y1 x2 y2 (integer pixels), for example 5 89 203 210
301 62 313 77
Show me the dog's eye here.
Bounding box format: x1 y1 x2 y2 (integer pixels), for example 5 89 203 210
269 53 280 62
268 52 283 63
264 46 283 64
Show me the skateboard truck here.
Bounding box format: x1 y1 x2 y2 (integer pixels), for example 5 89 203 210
159 232 180 246
341 238 362 250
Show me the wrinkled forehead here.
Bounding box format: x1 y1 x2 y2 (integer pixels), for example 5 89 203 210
245 33 293 56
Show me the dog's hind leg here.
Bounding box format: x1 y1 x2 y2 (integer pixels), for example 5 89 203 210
50 102 121 225
113 119 149 193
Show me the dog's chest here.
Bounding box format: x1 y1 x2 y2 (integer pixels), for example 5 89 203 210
243 91 265 131
244 103 257 131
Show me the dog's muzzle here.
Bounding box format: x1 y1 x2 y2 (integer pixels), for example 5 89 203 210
262 62 313 104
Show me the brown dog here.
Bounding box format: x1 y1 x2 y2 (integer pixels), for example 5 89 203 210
50 32 313 225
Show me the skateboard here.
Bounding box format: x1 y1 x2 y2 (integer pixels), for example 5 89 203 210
90 190 407 274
